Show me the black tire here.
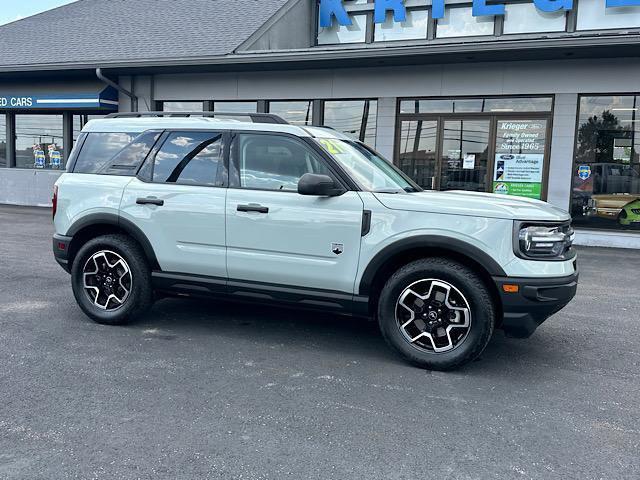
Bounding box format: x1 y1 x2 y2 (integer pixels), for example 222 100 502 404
71 234 154 325
377 257 496 371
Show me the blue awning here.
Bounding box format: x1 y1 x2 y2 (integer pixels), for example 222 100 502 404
0 86 118 110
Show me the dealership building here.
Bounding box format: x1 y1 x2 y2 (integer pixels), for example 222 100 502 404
1 0 639 247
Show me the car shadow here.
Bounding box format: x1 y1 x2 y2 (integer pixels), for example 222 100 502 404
127 296 574 375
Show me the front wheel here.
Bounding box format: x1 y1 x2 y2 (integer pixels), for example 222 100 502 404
71 234 154 325
377 258 496 371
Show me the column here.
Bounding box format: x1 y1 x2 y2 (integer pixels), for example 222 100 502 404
546 93 578 211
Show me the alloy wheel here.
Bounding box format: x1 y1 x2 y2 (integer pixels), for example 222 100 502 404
395 279 472 353
82 250 132 311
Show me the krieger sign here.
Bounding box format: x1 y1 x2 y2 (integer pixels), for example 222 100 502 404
319 0 640 25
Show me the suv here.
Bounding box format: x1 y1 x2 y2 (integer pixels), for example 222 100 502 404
52 113 578 370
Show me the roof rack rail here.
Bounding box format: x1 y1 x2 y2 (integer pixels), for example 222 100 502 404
105 111 289 125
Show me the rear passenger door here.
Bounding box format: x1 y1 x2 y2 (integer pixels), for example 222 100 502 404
120 130 228 279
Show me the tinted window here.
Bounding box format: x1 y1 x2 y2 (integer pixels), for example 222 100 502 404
73 132 138 174
153 131 223 186
237 134 330 191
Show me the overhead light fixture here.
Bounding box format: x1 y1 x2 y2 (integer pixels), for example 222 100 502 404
491 108 514 112
612 108 638 112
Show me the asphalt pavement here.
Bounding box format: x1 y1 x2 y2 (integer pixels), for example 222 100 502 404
0 205 638 480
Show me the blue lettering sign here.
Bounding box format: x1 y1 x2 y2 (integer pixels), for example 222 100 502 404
319 0 640 27
373 0 407 24
606 0 640 6
533 0 574 12
432 0 446 19
319 0 351 28
472 0 505 17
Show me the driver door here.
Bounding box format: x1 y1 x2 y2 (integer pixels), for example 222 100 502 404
225 132 364 294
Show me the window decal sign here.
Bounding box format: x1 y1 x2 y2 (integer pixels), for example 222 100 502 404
319 0 640 25
33 145 46 169
48 144 62 169
492 120 546 199
578 165 591 180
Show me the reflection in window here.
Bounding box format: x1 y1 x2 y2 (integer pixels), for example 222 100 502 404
440 120 490 192
572 95 640 231
577 0 640 30
0 114 6 167
161 101 205 112
374 9 429 41
73 115 106 142
213 101 258 113
436 7 494 38
238 134 329 191
154 132 223 186
15 115 65 170
318 13 367 44
73 132 138 174
323 100 377 146
398 120 438 189
399 97 553 114
503 2 566 34
268 101 313 125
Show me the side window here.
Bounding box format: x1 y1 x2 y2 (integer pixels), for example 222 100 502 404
237 133 330 191
153 131 223 186
73 132 139 174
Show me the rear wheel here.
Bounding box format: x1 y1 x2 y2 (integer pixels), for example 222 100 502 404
377 258 496 371
71 234 153 325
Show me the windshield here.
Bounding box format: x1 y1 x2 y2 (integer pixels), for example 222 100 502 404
316 138 421 193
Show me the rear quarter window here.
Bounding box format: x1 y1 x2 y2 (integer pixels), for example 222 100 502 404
73 131 159 175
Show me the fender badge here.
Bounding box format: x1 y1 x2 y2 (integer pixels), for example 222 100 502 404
331 243 344 255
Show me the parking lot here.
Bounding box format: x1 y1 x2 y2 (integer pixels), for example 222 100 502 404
0 204 638 480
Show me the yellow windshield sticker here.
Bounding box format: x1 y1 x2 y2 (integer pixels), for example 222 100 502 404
318 138 347 155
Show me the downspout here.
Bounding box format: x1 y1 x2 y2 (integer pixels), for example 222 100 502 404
96 68 138 112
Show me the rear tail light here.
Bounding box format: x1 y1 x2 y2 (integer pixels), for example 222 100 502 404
52 185 58 220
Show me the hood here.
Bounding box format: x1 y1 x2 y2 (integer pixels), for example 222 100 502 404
373 190 571 222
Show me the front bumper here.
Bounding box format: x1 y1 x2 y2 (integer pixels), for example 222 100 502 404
493 272 578 338
53 234 72 273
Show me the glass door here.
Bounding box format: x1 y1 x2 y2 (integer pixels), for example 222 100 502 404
397 119 438 189
439 119 491 192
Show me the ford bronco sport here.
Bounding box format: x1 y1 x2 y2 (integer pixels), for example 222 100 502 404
52 112 578 370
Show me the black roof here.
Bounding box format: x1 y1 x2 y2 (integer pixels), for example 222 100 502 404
0 0 289 71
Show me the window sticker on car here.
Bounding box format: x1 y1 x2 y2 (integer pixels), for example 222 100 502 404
318 138 347 155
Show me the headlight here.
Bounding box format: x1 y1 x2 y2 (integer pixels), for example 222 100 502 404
516 222 575 260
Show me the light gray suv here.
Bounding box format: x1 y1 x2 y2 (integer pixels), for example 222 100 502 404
53 112 578 370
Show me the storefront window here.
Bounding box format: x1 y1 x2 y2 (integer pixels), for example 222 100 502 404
577 0 640 30
400 97 553 114
398 120 438 189
161 101 205 112
323 100 377 146
436 7 494 38
572 95 640 230
213 101 258 113
318 13 367 44
15 115 65 170
0 114 6 167
374 9 429 42
503 2 566 34
440 119 490 192
268 101 313 125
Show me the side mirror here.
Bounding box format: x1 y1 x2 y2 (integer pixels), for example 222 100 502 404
298 173 344 197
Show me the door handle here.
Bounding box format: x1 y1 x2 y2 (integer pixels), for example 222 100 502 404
237 204 269 214
136 197 164 206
